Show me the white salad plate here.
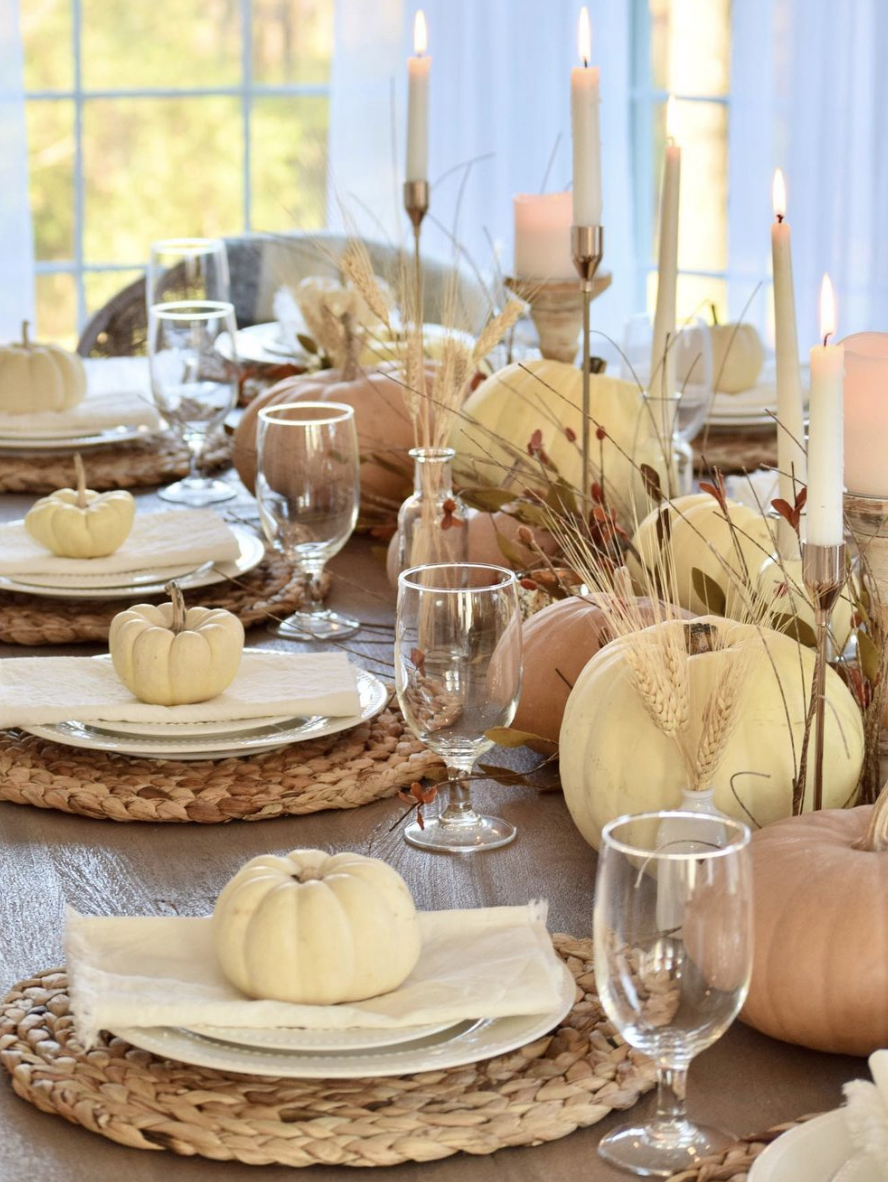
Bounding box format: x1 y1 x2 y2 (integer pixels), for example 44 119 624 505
219 322 308 366
749 1109 876 1182
108 960 576 1079
186 1018 461 1053
0 423 157 451
0 524 264 600
21 666 389 760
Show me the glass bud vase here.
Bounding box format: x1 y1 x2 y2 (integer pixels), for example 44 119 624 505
396 447 469 574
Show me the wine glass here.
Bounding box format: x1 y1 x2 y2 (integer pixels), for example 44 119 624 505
256 402 361 640
147 300 239 505
593 810 753 1177
394 563 522 853
147 237 231 312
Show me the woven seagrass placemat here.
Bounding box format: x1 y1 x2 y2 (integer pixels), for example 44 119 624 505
0 430 231 494
0 935 656 1168
694 427 777 476
0 700 440 822
665 1115 817 1181
0 553 318 646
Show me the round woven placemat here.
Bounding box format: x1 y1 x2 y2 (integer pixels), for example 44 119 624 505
0 553 318 646
666 1114 818 1181
694 426 777 476
0 935 655 1168
0 700 439 822
0 430 231 494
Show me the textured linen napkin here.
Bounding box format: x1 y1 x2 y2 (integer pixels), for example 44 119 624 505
0 358 160 435
843 1050 888 1177
0 509 241 576
65 902 565 1048
0 650 361 729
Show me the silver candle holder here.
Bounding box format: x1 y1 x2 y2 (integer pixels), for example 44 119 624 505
802 539 847 811
571 224 604 512
403 179 430 327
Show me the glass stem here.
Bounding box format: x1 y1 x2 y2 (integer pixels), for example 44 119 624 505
184 429 203 482
655 1063 689 1126
299 562 326 615
441 761 479 826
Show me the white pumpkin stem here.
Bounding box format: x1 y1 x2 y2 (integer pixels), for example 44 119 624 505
164 580 187 634
293 867 323 883
340 312 359 381
21 320 30 349
857 779 888 852
73 453 87 509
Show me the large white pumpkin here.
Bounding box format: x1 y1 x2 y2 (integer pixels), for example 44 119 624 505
450 358 665 519
0 321 86 414
559 615 864 850
630 493 773 618
212 848 422 1004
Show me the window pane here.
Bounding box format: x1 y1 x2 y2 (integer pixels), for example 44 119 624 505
649 0 730 97
84 269 145 322
82 97 243 264
660 99 728 275
35 273 78 349
251 96 327 232
27 100 75 261
252 0 333 85
82 0 241 89
22 0 74 91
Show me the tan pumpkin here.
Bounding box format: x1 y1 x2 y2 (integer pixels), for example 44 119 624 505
559 615 864 849
741 788 888 1055
233 361 429 508
514 595 693 743
0 320 86 414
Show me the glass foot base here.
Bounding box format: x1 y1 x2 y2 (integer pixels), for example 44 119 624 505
404 814 516 853
273 609 361 642
159 477 236 506
598 1119 734 1178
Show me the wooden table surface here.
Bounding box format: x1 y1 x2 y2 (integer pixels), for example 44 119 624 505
0 481 861 1182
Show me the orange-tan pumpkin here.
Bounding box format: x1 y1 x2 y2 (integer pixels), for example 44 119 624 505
741 790 888 1056
233 362 429 509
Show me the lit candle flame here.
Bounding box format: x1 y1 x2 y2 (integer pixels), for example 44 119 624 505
820 273 836 345
666 95 678 143
578 6 591 66
772 169 786 221
413 10 427 56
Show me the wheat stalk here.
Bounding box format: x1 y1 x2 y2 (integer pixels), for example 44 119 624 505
471 298 525 367
340 242 392 331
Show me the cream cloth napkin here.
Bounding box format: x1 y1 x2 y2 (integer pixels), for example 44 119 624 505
0 509 241 576
65 901 565 1048
843 1051 888 1179
0 650 361 729
0 357 161 435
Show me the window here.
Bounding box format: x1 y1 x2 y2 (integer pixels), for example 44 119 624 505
632 0 732 326
22 0 334 347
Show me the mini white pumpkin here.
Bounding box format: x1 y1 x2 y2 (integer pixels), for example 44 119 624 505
0 320 87 414
212 848 422 1004
109 581 244 706
25 454 136 558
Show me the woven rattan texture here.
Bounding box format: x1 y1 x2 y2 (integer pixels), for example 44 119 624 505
0 936 655 1168
666 1115 817 1181
0 553 316 646
0 701 441 822
0 430 231 494
693 428 777 476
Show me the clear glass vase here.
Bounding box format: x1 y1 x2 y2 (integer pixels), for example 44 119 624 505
395 448 469 574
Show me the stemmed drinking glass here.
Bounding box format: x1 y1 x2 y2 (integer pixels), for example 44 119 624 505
147 237 231 311
147 300 239 505
394 563 522 853
593 810 753 1177
255 402 361 640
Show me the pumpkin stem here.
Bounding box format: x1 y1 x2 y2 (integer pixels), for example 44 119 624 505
710 302 719 328
21 320 30 349
856 777 888 852
340 312 359 381
74 452 87 509
164 580 187 634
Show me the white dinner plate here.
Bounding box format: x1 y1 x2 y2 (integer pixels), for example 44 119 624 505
186 1017 461 1053
748 1109 874 1182
0 423 157 451
0 524 264 600
21 666 389 760
108 960 576 1079
217 322 309 366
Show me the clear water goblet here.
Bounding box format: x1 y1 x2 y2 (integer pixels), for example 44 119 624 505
395 562 522 853
147 237 231 312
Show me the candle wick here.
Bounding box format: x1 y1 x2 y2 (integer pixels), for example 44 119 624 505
583 56 589 68
823 332 832 347
776 213 784 224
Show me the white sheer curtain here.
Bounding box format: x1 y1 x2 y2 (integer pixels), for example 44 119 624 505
328 0 636 337
0 0 34 339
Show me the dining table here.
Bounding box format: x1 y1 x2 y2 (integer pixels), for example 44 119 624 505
0 475 863 1182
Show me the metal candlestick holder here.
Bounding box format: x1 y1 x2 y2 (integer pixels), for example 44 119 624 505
802 540 847 811
571 224 604 511
403 180 430 325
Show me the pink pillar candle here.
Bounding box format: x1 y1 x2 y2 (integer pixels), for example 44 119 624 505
843 331 888 497
513 193 575 280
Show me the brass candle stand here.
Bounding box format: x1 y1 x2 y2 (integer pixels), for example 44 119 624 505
571 224 604 510
802 540 847 811
403 180 430 327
